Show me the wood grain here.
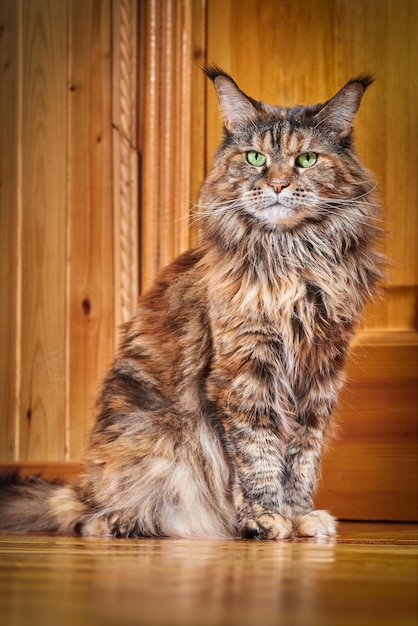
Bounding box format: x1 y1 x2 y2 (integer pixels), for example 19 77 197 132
19 0 68 460
67 0 114 460
316 341 418 521
0 0 20 461
0 0 116 462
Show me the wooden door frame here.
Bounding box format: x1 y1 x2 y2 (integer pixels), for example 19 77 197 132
113 0 208 309
138 0 207 292
112 0 140 330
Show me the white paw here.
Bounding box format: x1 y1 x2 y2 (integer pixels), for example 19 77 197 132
293 510 337 537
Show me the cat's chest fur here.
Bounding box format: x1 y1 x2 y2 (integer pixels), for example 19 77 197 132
198 229 364 420
202 234 356 348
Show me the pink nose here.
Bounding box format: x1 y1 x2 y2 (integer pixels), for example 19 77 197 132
270 180 289 194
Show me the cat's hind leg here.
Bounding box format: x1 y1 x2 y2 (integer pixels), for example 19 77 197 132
83 413 236 539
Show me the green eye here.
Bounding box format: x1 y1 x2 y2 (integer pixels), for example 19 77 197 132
296 151 317 168
247 151 266 167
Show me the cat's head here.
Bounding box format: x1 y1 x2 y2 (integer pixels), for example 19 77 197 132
200 68 374 234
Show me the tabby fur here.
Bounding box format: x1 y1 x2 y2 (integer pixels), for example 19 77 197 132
0 69 383 539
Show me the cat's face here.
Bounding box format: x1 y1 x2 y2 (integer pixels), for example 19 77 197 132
209 118 357 228
201 70 373 233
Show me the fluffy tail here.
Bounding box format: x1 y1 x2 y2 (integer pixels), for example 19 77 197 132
0 472 87 534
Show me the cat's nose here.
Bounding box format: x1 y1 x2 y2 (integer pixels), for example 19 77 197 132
269 180 290 194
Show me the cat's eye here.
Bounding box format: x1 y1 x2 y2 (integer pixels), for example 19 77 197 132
296 152 317 168
247 151 266 167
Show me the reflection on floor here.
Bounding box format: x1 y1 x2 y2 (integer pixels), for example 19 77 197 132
0 522 417 626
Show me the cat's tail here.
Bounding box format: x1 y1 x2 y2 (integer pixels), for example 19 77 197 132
0 472 88 534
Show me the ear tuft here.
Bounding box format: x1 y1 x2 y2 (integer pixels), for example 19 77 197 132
204 65 232 83
204 66 260 132
312 75 374 140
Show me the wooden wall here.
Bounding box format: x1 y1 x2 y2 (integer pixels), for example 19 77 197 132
0 0 417 521
0 0 120 463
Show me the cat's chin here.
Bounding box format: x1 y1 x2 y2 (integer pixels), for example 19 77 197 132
257 204 304 228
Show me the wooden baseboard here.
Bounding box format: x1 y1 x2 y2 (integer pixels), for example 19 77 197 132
0 462 84 482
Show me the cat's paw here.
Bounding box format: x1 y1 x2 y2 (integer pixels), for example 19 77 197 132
239 510 293 540
293 510 337 537
106 511 144 538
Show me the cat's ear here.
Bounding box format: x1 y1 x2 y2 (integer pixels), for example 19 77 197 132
205 66 259 132
312 75 374 140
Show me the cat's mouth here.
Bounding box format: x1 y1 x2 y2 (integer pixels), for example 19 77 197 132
264 200 293 212
250 197 313 228
246 193 307 227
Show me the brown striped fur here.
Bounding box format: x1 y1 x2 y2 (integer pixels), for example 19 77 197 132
0 70 383 539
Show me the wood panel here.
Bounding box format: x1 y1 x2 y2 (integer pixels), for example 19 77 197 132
333 0 418 331
316 336 418 521
0 0 118 463
0 0 20 461
67 0 114 460
19 0 68 460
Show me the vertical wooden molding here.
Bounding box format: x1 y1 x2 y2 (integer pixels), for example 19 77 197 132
139 0 159 290
139 0 207 292
112 0 139 329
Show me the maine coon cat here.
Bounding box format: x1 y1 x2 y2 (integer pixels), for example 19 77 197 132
0 68 382 540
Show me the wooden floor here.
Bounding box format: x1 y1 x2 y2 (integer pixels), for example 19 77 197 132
0 522 417 626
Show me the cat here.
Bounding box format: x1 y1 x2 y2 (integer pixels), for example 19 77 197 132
0 68 383 540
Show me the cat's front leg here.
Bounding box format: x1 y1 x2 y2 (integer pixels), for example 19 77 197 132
207 369 293 540
282 418 337 538
232 443 293 540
